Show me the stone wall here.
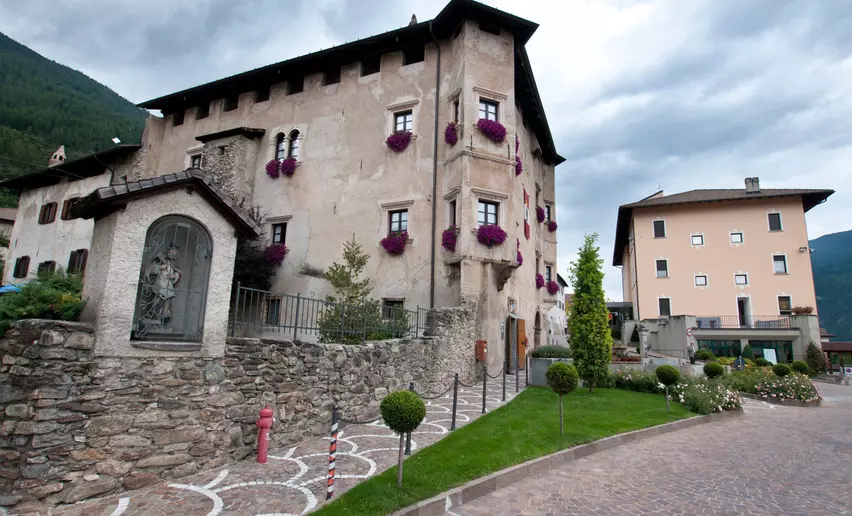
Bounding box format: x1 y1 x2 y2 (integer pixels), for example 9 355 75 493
0 311 475 507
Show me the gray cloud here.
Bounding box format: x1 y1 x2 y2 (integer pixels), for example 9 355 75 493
1 0 850 299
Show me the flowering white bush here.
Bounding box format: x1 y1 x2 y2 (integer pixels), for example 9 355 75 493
724 368 821 403
671 376 741 415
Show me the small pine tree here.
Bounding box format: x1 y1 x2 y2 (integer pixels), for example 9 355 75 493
806 341 826 376
568 233 613 392
324 234 372 302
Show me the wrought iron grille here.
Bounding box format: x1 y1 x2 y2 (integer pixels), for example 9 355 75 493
131 215 212 342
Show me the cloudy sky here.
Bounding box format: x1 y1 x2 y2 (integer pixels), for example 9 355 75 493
2 0 850 298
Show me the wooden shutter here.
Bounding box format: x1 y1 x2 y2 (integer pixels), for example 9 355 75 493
517 318 527 365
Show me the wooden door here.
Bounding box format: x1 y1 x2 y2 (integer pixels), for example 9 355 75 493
517 318 527 369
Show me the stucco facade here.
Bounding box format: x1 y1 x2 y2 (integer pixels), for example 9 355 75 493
623 196 819 320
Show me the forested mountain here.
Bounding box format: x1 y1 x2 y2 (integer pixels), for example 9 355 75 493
810 229 852 341
0 31 146 205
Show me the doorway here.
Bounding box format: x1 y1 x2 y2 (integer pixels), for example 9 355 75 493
737 297 751 328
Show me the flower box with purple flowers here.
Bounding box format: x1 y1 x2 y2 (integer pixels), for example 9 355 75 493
476 224 507 247
445 122 459 146
547 220 558 232
535 273 545 289
386 131 412 152
546 280 560 295
280 157 297 177
380 231 409 255
442 225 459 252
476 118 506 143
536 206 545 223
264 243 288 265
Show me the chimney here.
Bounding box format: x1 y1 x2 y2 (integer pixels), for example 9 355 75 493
409 14 418 26
48 145 66 167
752 177 760 192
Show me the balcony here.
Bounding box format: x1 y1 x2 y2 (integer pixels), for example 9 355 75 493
694 315 791 330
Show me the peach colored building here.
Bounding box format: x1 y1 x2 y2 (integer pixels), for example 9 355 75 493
613 177 833 362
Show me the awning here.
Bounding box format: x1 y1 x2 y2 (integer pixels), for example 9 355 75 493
822 342 852 353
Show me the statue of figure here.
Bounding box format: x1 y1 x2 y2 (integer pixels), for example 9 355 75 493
148 247 182 325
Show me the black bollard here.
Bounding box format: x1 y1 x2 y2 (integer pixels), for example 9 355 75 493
481 364 487 414
451 373 459 430
502 359 507 402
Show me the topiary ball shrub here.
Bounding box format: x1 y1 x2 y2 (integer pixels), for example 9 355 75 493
695 349 715 361
773 363 791 377
546 362 579 394
655 365 680 387
381 390 426 434
703 362 724 379
791 360 809 375
755 357 771 367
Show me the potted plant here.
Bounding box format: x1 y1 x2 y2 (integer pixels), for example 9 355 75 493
476 224 507 247
546 280 560 295
263 243 288 265
380 231 409 255
536 206 545 223
444 122 459 145
476 118 506 143
265 159 280 178
280 157 297 177
386 131 412 152
547 220 558 232
536 273 545 289
441 225 459 252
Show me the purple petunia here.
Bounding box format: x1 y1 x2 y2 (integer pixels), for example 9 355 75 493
476 118 506 143
265 159 280 178
280 157 297 177
515 155 522 176
536 206 545 223
547 220 558 232
476 224 507 247
517 250 523 266
547 280 560 295
264 243 288 265
536 273 545 289
386 131 413 152
442 225 459 252
380 231 409 255
445 122 459 146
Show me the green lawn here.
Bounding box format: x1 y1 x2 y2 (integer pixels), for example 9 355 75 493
315 387 693 515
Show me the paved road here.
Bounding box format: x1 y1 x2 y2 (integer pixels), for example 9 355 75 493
14 373 523 516
455 382 852 516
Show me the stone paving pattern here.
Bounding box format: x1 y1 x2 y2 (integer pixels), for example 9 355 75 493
10 372 522 515
454 382 852 516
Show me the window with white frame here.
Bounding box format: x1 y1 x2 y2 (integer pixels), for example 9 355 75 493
545 266 552 283
735 274 748 285
545 205 552 222
271 223 286 245
477 200 498 226
768 212 783 232
653 220 666 238
394 110 413 133
691 234 704 246
730 232 744 244
773 254 788 274
190 154 202 168
695 275 708 286
658 298 671 317
275 133 287 161
287 129 300 160
389 209 408 234
478 99 498 121
778 296 792 316
656 259 668 278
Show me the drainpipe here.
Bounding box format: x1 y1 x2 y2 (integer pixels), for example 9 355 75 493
630 216 640 321
428 22 441 309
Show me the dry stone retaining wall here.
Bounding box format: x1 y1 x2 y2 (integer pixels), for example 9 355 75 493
0 308 475 507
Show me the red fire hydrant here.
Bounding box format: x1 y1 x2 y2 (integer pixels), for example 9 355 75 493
256 405 274 464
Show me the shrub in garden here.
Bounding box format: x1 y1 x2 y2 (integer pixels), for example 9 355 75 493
655 365 681 412
703 362 724 379
672 376 741 415
476 224 507 247
0 270 85 336
568 233 613 392
611 369 663 394
755 357 771 367
695 349 715 361
546 362 578 436
806 342 826 376
718 357 734 366
773 363 791 377
741 344 754 360
791 361 809 375
380 391 426 486
531 345 571 359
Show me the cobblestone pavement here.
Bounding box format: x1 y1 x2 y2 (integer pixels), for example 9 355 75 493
12 372 522 516
455 383 852 516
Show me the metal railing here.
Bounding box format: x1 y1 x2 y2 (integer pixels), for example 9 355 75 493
694 315 792 329
230 283 431 343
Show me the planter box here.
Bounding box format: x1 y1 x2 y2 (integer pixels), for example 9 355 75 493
530 357 572 386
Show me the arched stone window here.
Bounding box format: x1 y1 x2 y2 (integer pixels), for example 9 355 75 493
287 129 300 160
274 133 287 161
131 215 212 342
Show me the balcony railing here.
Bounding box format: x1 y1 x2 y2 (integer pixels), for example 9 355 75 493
694 315 792 330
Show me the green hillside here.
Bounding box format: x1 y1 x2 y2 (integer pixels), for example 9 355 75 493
0 31 146 205
810 229 852 341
